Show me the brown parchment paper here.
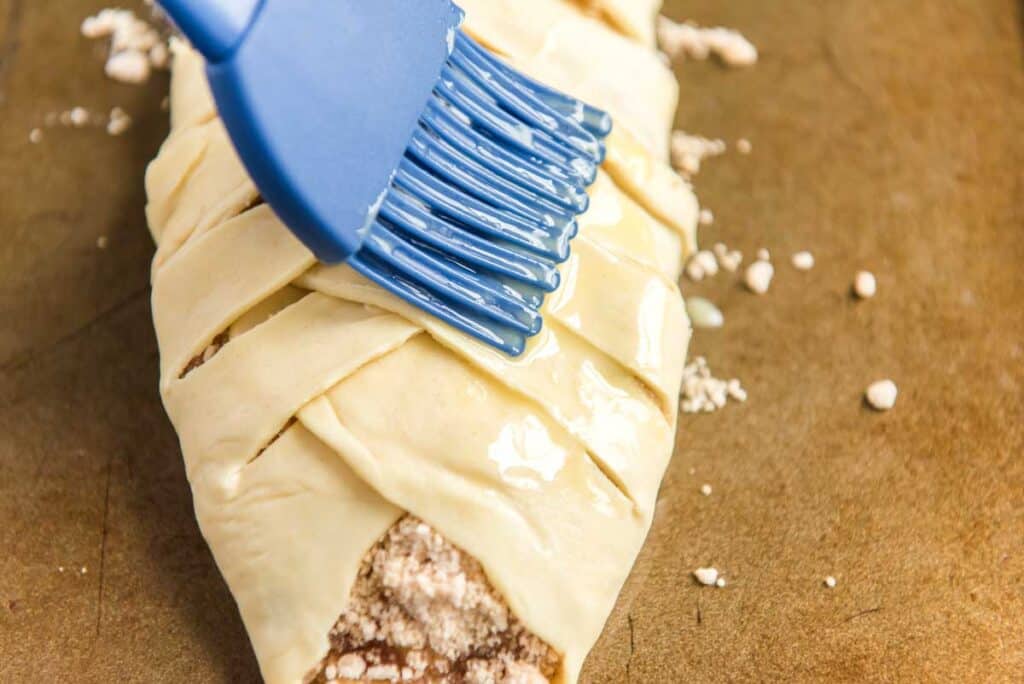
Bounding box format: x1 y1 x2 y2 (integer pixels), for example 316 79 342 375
1 1 1022 682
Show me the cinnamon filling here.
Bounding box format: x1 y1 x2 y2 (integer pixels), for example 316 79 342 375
311 516 559 684
179 331 230 378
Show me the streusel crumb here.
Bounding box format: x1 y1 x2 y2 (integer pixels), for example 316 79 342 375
310 516 559 683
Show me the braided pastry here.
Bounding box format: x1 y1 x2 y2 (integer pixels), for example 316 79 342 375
145 2 695 682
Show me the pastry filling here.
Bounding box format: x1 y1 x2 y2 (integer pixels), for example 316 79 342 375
180 331 230 378
310 516 560 684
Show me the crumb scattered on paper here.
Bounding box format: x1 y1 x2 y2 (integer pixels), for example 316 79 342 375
696 249 720 277
700 483 713 496
792 251 815 271
681 357 747 414
686 250 720 282
106 106 132 136
866 379 898 411
107 49 151 84
854 270 877 299
69 106 90 127
81 8 168 85
824 576 838 589
41 106 134 137
736 138 752 154
744 260 774 294
658 17 758 67
686 297 724 329
693 567 720 586
713 242 743 272
671 131 727 177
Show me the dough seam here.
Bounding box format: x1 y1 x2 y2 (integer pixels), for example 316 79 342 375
295 268 670 506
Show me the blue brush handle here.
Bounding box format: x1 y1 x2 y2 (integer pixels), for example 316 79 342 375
160 0 262 63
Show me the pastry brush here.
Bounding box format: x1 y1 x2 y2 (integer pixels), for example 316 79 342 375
158 0 611 356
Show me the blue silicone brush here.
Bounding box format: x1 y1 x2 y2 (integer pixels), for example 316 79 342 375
158 0 611 356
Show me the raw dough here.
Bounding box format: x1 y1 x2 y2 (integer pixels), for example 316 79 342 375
144 2 695 682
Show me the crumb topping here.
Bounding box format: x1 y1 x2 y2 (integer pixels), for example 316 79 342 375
312 516 559 683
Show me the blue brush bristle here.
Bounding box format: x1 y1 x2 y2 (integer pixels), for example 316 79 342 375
164 0 612 356
347 31 610 356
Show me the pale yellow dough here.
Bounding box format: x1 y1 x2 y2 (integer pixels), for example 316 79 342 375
581 0 663 47
146 2 696 682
